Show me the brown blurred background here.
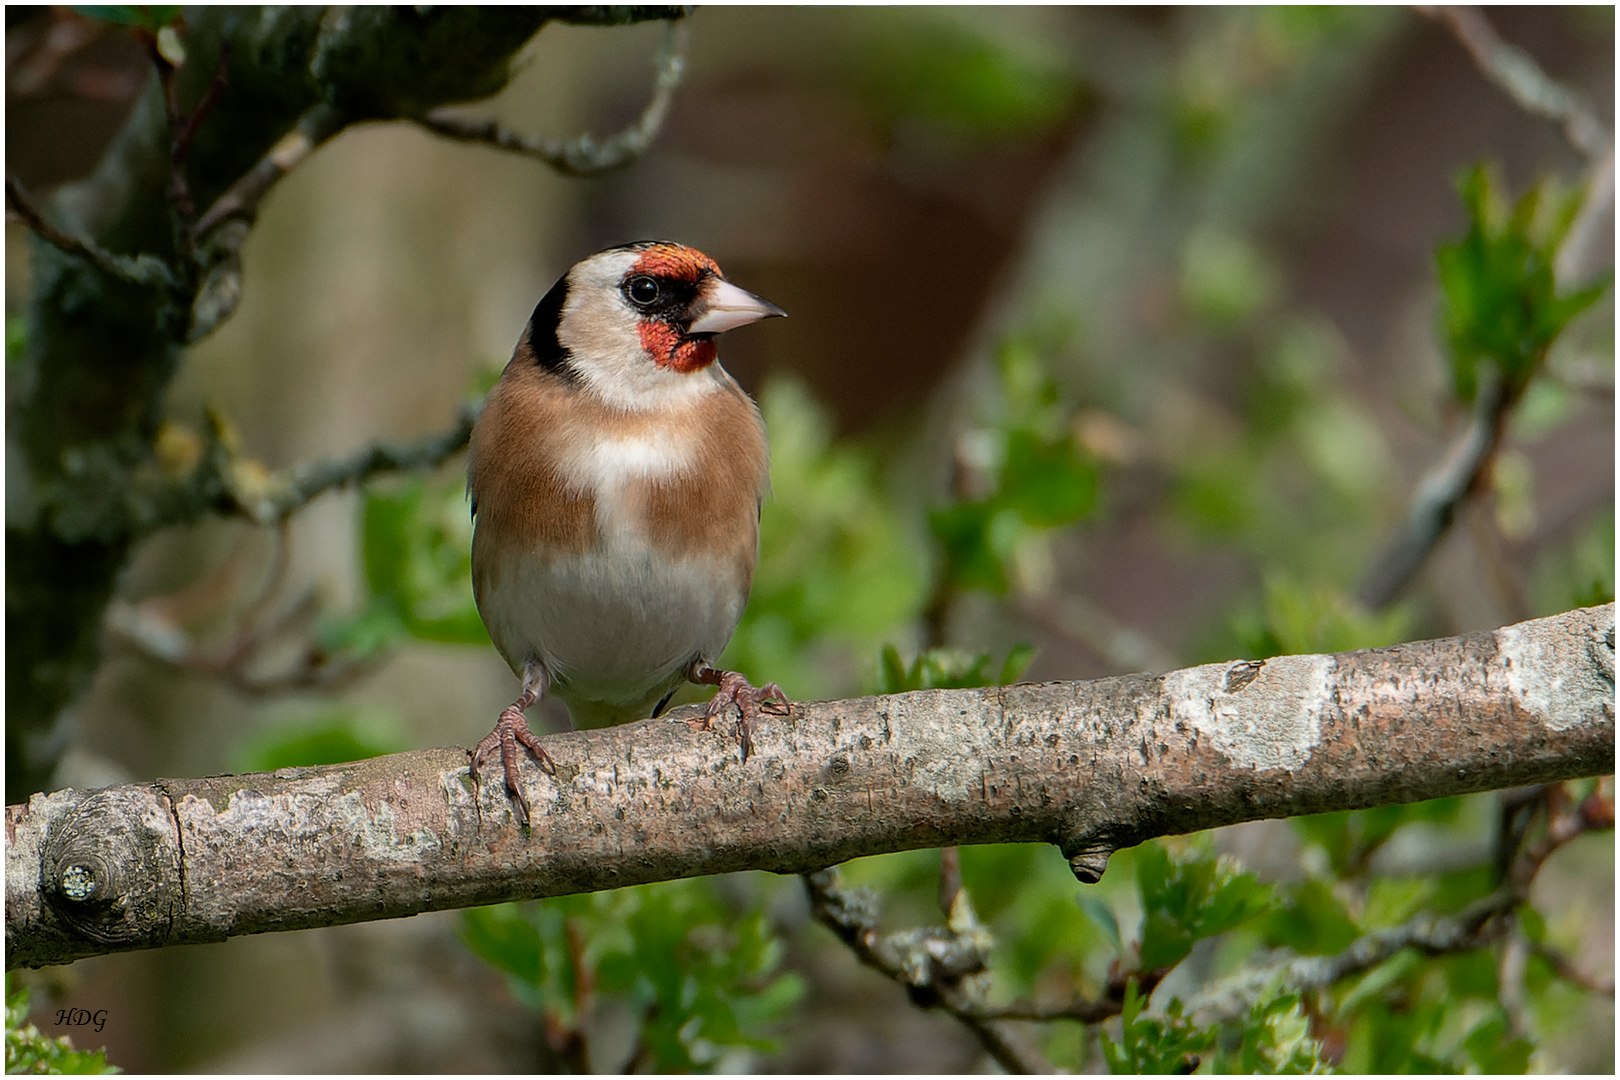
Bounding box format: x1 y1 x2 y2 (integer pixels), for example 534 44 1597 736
7 6 1612 1072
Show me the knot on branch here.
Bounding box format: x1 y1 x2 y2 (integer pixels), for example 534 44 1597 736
38 789 183 954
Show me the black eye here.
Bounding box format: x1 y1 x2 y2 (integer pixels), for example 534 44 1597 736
626 276 660 306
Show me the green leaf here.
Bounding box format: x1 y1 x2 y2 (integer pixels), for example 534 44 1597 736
356 477 489 647
1100 981 1217 1074
5 976 119 1074
998 642 1036 684
5 315 25 371
1437 164 1609 404
1217 991 1337 1074
874 644 1035 692
1181 225 1279 330
1079 894 1122 955
1263 878 1361 956
1001 429 1098 527
1462 1016 1532 1074
73 5 180 30
235 708 404 771
929 500 1012 594
461 879 800 1072
1135 841 1273 971
851 9 1082 140
1238 572 1413 660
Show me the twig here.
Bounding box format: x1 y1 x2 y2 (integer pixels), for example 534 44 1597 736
1497 927 1531 1038
107 587 383 699
1019 593 1175 674
1357 377 1510 609
1188 888 1519 1024
1530 939 1615 996
1360 11 1615 611
193 100 348 239
132 26 192 226
173 43 232 174
416 19 688 177
1425 5 1616 282
220 400 478 525
1195 779 1616 1025
974 967 1162 1025
802 869 1054 1074
1556 147 1615 284
1463 498 1530 624
5 174 174 289
1421 6 1611 162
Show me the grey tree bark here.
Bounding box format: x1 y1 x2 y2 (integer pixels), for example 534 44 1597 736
8 604 1612 970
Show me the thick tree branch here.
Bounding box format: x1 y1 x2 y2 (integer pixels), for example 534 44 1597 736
6 605 1611 971
415 20 688 177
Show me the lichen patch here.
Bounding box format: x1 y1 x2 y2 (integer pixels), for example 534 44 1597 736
886 690 995 804
1165 655 1334 771
1495 607 1615 732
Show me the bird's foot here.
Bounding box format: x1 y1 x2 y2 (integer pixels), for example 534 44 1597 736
469 704 556 825
686 662 790 762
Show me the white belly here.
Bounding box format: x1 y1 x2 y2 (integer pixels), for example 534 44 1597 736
478 535 746 713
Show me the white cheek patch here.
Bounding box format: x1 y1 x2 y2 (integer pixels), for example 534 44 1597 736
1165 654 1335 771
1495 613 1615 731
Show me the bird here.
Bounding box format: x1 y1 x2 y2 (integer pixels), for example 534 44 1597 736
466 240 788 823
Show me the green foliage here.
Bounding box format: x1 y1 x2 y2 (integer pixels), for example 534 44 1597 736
1436 165 1609 404
6 315 25 372
852 9 1082 140
876 642 1034 694
1180 226 1279 330
930 337 1101 595
1135 841 1273 971
1214 992 1335 1074
1333 949 1533 1073
1100 980 1216 1074
235 706 405 771
1168 316 1393 583
462 879 803 1072
722 378 928 701
1291 797 1462 879
1231 572 1413 660
1531 509 1615 613
319 474 489 660
72 5 180 30
4 978 118 1075
1260 879 1360 956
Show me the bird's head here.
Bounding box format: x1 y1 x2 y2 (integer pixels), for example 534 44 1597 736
528 241 785 408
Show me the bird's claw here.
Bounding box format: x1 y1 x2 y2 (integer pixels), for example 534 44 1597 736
690 667 790 763
469 704 556 826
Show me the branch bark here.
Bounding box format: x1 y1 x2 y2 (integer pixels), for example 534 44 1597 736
7 605 1612 971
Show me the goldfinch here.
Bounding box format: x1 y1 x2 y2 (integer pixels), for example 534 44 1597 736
467 241 788 822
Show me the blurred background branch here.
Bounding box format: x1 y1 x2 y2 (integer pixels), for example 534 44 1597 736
417 18 689 177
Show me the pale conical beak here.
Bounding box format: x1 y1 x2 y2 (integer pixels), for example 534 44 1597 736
687 278 787 334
